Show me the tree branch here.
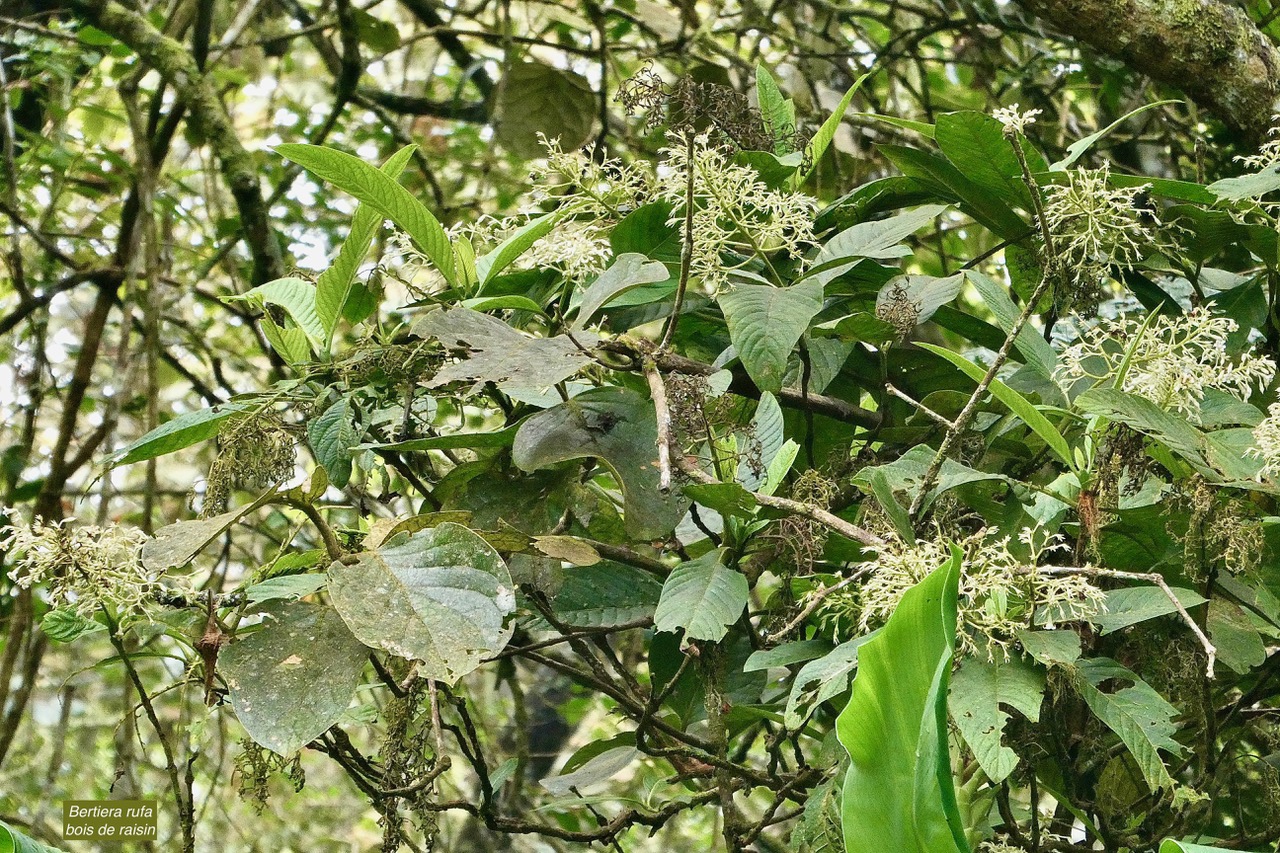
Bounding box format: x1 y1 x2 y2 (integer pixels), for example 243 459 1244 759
1014 0 1280 141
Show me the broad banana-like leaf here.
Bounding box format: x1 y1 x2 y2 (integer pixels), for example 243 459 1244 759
837 549 969 853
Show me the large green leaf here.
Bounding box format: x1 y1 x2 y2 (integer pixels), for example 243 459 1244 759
550 561 663 628
0 821 67 853
837 550 969 853
916 342 1071 465
935 110 1046 209
755 62 795 150
227 277 326 347
275 143 455 286
493 62 596 158
806 204 949 287
315 145 415 344
1160 840 1265 853
107 401 251 467
964 270 1058 380
573 253 669 329
476 213 558 285
949 656 1045 783
1074 388 1213 476
512 387 688 539
719 279 824 393
1070 658 1183 792
653 550 749 644
795 70 874 186
220 603 368 755
1090 586 1207 634
328 523 515 682
1208 162 1280 201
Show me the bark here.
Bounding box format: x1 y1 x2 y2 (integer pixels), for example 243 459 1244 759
1015 0 1280 141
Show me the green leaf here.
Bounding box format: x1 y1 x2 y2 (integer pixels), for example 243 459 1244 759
414 307 596 392
879 144 1027 240
573 253 669 329
1209 162 1280 201
1050 101 1181 171
876 273 964 327
315 145 414 344
853 444 1003 514
916 342 1071 465
684 482 758 518
549 561 663 628
308 397 360 488
964 270 1058 380
786 636 875 729
935 110 1046 209
327 523 516 683
228 277 325 346
1018 629 1082 667
221 603 368 755
357 424 519 453
243 574 328 605
0 820 68 853
653 550 750 644
493 62 596 159
41 608 104 643
755 62 795 152
541 745 639 794
1091 586 1207 634
837 550 969 853
1208 598 1266 674
738 390 783 491
512 387 689 539
949 656 1045 783
807 204 949 287
275 143 455 286
1074 388 1213 476
1160 840 1264 853
791 775 843 853
260 314 312 365
795 70 875 186
350 8 400 51
744 638 833 672
719 279 824 393
475 213 559 285
107 402 250 467
142 502 265 573
1071 658 1183 792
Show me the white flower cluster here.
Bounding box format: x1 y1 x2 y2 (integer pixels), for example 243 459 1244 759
520 221 613 281
657 132 817 290
992 103 1041 136
529 134 652 218
1054 308 1276 421
2 518 154 619
1248 403 1280 482
1042 163 1164 290
1235 117 1280 172
851 527 1105 660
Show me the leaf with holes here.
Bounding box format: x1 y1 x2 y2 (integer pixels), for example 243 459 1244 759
328 523 515 682
220 603 368 755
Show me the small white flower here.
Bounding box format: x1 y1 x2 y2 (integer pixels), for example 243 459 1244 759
520 221 612 281
1054 308 1277 421
992 103 1042 136
1248 402 1280 481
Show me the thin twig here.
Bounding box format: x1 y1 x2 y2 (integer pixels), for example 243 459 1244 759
644 358 674 491
1037 565 1216 678
766 569 871 640
644 363 886 547
885 383 955 429
907 128 1061 521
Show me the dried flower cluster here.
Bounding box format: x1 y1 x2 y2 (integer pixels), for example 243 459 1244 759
1054 308 1276 421
657 132 816 290
2 518 154 619
204 413 296 515
841 527 1105 659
